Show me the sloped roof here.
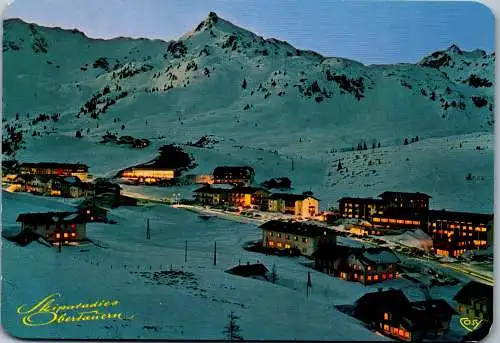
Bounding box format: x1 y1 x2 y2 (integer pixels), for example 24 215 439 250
360 248 400 264
16 212 86 224
19 162 88 171
378 191 431 199
193 186 230 194
429 210 493 224
213 166 254 177
228 263 269 277
269 193 319 201
228 186 270 194
259 220 332 238
453 281 493 303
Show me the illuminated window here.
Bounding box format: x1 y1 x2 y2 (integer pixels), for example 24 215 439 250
71 233 76 237
384 313 389 320
405 220 413 225
56 233 61 239
277 242 282 248
373 218 380 222
367 276 372 281
389 219 396 223
383 324 389 331
404 332 410 338
285 244 291 249
294 236 298 241
397 220 404 224
367 266 371 271
374 275 379 281
381 218 388 223
354 274 358 279
412 221 420 225
398 329 405 336
269 241 274 246
63 233 68 238
269 232 273 236
382 273 386 279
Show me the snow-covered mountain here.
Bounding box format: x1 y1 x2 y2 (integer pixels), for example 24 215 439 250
1 13 495 213
2 12 495 153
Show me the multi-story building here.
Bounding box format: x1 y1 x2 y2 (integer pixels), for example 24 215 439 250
120 167 176 183
227 187 270 210
453 281 493 321
378 191 431 212
212 166 255 186
338 197 386 219
19 162 89 181
16 212 87 243
259 220 335 256
268 193 320 218
313 246 400 284
193 186 230 206
427 210 493 257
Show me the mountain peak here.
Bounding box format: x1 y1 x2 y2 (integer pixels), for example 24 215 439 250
446 44 463 54
193 11 221 33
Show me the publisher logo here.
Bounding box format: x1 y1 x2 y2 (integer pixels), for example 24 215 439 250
459 316 484 332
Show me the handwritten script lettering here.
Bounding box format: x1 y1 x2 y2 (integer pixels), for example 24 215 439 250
17 293 134 327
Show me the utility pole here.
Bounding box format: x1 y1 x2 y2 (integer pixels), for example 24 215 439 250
146 219 151 240
306 272 312 297
185 240 187 263
291 158 294 171
213 241 217 266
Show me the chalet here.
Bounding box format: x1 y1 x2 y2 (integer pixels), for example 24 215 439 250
16 212 87 243
259 220 336 256
453 281 493 321
193 186 230 206
268 193 320 218
428 210 493 257
378 191 431 212
212 166 255 186
19 162 89 181
313 245 400 284
227 187 270 210
120 167 176 183
353 289 456 341
77 205 109 223
47 176 91 198
13 174 50 194
338 197 386 220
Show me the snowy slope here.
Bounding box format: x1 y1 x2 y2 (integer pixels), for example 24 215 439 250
1 191 472 340
2 12 495 154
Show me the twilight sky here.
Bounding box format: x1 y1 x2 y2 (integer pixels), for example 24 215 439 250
2 0 495 65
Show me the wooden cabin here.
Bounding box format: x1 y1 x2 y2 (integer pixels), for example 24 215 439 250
453 281 493 321
16 212 87 243
353 289 456 341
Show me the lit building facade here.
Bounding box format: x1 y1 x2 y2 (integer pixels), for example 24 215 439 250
121 167 175 183
19 162 89 181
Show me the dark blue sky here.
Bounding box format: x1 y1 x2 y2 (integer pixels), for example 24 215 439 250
3 0 495 65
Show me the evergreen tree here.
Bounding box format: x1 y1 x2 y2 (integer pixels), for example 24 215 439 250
241 79 247 89
363 142 367 150
466 173 472 181
337 160 343 171
378 142 381 148
372 143 375 149
415 136 419 142
223 312 243 341
404 138 408 145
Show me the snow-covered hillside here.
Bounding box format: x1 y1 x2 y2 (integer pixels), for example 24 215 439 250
2 12 495 153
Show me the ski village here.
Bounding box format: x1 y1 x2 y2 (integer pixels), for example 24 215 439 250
1 11 495 342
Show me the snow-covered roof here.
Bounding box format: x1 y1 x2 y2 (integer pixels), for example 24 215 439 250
361 250 400 264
